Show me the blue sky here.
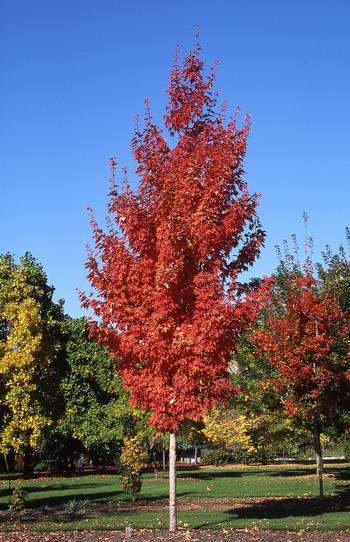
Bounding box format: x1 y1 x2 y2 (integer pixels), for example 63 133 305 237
1 0 350 316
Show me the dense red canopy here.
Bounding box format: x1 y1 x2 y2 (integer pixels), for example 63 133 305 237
254 274 350 423
82 45 268 430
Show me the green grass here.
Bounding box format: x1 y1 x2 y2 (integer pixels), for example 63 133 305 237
17 509 350 533
0 463 350 532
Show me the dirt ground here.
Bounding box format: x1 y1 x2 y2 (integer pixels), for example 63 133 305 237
0 529 349 541
114 495 346 513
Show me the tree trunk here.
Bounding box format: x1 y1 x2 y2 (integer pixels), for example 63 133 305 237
162 444 166 472
169 432 177 532
314 426 324 498
3 453 12 492
194 445 198 465
153 449 158 480
23 446 33 478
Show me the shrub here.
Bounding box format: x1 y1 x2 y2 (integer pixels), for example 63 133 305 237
202 449 233 466
202 446 276 466
343 440 350 460
63 498 91 515
244 449 275 465
119 437 148 499
34 461 49 472
13 462 24 474
8 487 27 511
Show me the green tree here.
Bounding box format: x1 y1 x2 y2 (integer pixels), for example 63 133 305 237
230 336 302 461
56 317 150 468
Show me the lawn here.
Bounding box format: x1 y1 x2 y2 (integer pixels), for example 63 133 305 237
0 463 350 532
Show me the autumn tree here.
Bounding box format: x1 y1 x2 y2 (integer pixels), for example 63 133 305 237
203 408 251 452
82 42 268 530
254 273 350 497
0 253 64 475
119 436 148 500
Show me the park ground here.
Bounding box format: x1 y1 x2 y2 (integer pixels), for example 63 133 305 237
0 463 350 540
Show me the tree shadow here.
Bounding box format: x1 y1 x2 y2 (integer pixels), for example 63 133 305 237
29 490 177 510
267 468 318 477
268 466 350 479
0 489 122 512
0 483 194 513
0 481 121 510
195 494 350 529
177 470 243 481
331 468 350 481
28 490 124 509
23 482 113 492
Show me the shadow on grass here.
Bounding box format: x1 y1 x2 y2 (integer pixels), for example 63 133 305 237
177 467 327 479
23 482 112 492
180 467 315 479
331 468 350 481
176 470 243 481
28 490 123 509
267 468 319 477
0 483 194 513
0 491 119 512
0 467 121 482
0 482 121 510
195 495 350 529
27 489 194 510
267 467 350 480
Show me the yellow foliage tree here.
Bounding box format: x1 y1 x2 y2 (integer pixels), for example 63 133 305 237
0 253 61 470
119 436 148 499
0 297 52 451
203 409 251 451
203 407 296 461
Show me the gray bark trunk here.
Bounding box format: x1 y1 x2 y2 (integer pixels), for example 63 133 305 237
314 426 324 498
169 432 177 531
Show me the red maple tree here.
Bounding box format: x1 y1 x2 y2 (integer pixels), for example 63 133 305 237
254 273 350 496
82 43 268 528
82 44 267 430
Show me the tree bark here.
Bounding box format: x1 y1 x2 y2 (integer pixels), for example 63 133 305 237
169 432 177 532
162 444 166 472
153 448 158 480
23 446 33 478
314 426 324 498
3 453 12 492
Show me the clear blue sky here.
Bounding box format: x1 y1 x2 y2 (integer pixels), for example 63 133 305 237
1 0 350 316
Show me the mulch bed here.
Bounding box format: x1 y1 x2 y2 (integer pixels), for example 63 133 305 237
114 495 349 513
0 530 349 541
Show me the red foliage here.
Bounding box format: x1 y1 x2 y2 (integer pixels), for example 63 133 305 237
82 44 268 431
254 274 350 423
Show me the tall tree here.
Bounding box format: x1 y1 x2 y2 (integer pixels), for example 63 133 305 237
57 317 150 467
82 42 267 530
254 273 350 497
0 253 63 474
